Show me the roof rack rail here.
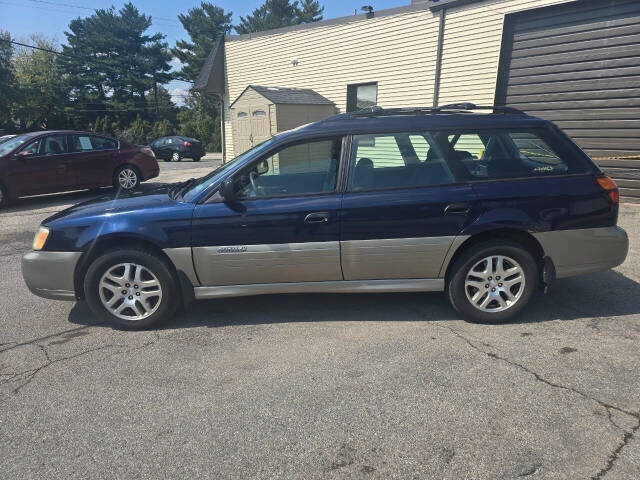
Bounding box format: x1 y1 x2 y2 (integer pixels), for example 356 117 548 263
348 103 524 117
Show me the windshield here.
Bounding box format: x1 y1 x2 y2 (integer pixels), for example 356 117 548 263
181 138 277 202
0 134 32 156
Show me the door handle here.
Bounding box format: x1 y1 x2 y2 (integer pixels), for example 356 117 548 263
304 212 329 224
444 202 471 215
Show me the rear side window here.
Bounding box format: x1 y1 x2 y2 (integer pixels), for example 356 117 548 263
70 135 95 152
348 132 454 191
90 136 117 150
444 129 584 180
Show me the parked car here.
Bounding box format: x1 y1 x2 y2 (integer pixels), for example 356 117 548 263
0 131 159 207
22 104 628 329
0 134 16 144
150 136 205 162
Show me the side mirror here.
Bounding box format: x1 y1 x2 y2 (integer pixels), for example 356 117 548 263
219 177 237 202
256 160 269 175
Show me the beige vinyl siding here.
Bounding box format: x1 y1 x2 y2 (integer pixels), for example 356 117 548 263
355 136 405 168
439 0 578 105
275 104 335 132
222 92 234 159
223 9 441 158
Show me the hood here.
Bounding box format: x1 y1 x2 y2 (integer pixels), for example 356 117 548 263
43 185 180 224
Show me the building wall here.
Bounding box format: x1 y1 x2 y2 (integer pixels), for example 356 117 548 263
221 0 580 159
438 0 577 105
275 104 336 132
223 7 441 158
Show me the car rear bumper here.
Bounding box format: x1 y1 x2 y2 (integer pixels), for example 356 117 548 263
22 251 82 301
533 226 629 279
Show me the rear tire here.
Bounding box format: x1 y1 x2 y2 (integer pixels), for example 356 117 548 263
193 156 201 162
84 248 179 330
447 240 539 324
113 165 140 192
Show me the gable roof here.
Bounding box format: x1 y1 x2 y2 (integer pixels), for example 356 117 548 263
230 85 334 108
193 37 225 93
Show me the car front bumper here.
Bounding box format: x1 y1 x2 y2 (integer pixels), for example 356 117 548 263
22 251 82 301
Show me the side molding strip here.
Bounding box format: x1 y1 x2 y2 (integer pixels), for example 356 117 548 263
193 278 445 299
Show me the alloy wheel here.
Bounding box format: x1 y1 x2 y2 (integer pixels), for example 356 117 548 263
118 168 137 190
98 263 162 321
464 255 525 312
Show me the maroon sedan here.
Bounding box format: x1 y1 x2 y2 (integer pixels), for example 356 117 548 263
0 131 159 207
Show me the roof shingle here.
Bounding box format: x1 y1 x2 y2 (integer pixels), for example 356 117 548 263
249 85 334 105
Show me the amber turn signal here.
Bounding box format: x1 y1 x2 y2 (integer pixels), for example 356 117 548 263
33 227 50 251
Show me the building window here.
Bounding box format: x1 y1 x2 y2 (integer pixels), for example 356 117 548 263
346 82 378 112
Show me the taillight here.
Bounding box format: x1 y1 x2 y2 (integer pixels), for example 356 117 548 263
183 141 192 147
596 175 619 204
140 147 155 158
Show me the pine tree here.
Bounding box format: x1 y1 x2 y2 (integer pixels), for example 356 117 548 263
0 31 14 131
236 0 323 34
58 2 172 128
172 2 233 82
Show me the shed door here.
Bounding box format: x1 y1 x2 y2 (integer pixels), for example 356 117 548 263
232 109 252 155
250 107 270 143
497 0 640 200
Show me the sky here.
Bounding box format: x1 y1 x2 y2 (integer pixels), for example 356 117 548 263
0 0 408 104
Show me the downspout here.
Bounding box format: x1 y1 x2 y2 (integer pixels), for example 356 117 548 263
433 8 446 107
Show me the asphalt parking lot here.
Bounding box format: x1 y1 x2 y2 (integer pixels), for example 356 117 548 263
1 162 639 479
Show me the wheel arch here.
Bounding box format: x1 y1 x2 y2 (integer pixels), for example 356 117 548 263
74 235 193 307
442 228 551 286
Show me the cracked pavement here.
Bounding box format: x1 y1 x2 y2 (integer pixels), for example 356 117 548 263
1 165 639 479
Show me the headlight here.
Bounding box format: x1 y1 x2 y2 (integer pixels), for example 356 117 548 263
33 227 50 250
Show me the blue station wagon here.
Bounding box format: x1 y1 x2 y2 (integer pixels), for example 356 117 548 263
22 104 629 329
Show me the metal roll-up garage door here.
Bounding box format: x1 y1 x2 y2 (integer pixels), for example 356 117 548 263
496 0 640 200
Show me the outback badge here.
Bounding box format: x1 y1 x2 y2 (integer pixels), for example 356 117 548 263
217 246 248 253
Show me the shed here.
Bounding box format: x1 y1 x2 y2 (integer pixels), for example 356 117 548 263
229 85 335 154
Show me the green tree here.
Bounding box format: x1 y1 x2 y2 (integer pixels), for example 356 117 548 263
172 2 232 82
177 92 220 151
173 2 233 152
126 114 151 144
151 118 174 139
58 2 172 128
296 0 324 23
236 0 323 34
149 85 177 124
12 36 69 130
0 31 14 132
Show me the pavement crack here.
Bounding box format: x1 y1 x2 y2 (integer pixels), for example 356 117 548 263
0 325 104 354
591 421 640 480
9 344 118 394
434 322 640 480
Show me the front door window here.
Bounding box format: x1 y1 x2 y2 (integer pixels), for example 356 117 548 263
233 138 341 198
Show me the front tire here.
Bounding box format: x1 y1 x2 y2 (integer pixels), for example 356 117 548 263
447 240 539 324
113 165 140 192
193 156 201 162
84 248 179 329
171 152 181 162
